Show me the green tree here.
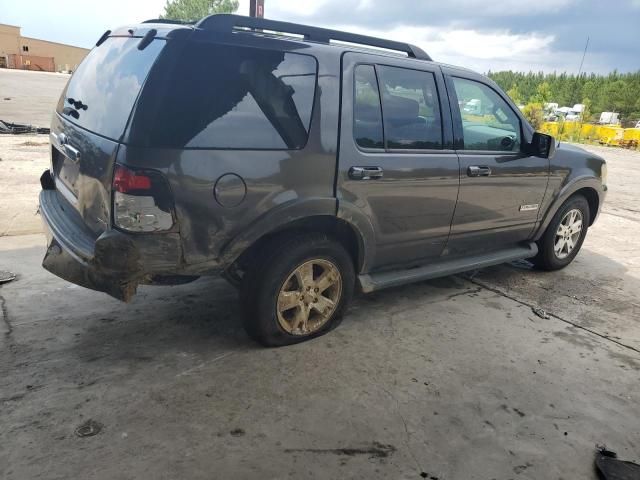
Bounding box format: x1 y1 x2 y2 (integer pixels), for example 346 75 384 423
506 84 523 104
576 98 592 142
161 0 239 22
604 80 626 113
488 70 640 123
580 98 592 124
522 102 544 130
531 81 552 104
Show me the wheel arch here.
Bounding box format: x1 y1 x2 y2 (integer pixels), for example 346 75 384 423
222 213 368 274
535 178 604 240
573 186 600 226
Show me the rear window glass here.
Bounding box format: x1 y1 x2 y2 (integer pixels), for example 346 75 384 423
57 37 164 140
354 65 384 149
137 43 318 149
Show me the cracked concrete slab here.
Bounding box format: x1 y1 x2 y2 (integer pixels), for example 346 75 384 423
0 229 639 479
0 134 639 478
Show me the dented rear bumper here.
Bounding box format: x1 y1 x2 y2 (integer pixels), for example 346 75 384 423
39 170 185 301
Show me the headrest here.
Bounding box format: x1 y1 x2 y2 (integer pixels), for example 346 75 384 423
355 101 381 123
383 95 419 125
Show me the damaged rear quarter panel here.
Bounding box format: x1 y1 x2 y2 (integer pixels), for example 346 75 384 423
117 44 343 273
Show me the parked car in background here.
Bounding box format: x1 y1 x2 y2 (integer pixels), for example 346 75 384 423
39 15 608 346
463 98 482 115
600 112 621 125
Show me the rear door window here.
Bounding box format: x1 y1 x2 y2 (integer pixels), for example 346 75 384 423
140 43 318 150
354 65 384 149
377 66 442 150
57 37 165 140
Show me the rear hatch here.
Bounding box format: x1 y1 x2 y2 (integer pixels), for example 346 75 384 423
50 33 167 235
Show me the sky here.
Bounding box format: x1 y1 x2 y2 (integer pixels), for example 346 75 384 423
3 0 640 74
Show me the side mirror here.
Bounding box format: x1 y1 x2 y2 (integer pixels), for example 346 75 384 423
529 132 556 158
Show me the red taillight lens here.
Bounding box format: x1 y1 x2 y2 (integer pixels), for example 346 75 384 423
112 163 175 233
113 164 152 193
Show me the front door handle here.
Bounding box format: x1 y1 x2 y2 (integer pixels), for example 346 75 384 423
467 165 492 177
349 166 384 180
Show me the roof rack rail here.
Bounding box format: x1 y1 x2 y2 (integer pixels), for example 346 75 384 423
142 18 196 25
195 14 432 61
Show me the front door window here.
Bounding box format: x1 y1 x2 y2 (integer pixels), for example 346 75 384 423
451 77 521 152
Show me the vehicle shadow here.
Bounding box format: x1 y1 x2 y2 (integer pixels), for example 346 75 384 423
67 274 481 369
70 245 640 360
5 241 636 372
70 277 257 364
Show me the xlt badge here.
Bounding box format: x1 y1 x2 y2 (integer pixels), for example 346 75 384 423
520 204 540 212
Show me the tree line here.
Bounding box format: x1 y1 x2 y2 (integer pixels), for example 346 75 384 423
488 70 640 124
158 0 640 125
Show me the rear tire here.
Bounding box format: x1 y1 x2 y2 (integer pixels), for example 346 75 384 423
240 233 355 347
532 194 590 271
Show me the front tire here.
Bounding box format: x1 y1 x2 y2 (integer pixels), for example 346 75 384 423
240 233 355 347
532 194 590 271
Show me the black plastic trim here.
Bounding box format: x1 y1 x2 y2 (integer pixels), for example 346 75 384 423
358 243 538 292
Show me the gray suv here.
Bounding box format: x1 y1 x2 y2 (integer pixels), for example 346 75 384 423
39 15 607 346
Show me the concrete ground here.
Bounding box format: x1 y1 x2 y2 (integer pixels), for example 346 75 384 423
0 70 639 478
0 135 49 236
0 69 70 126
0 141 638 479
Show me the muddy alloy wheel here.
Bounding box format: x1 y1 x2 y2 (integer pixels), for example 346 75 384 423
276 259 343 335
240 233 355 347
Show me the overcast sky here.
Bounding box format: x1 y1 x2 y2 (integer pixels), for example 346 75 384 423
4 0 640 74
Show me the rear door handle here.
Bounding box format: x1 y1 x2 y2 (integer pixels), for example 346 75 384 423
467 165 492 177
63 144 81 163
349 166 384 180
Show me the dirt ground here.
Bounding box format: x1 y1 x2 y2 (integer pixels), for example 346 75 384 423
0 69 639 479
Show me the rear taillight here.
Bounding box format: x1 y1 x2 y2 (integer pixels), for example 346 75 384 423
113 166 152 193
112 164 174 232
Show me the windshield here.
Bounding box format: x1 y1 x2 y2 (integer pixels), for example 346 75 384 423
56 36 165 140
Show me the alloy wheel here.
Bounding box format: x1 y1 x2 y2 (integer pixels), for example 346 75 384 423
276 259 342 335
554 208 583 259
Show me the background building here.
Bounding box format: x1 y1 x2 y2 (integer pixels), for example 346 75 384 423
0 23 89 73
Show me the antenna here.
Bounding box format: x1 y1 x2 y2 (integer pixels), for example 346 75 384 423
571 36 590 106
577 36 589 77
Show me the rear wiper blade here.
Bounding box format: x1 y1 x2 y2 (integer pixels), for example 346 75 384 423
96 30 111 47
138 29 157 51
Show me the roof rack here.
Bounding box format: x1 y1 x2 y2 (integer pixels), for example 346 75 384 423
142 18 196 25
195 14 432 61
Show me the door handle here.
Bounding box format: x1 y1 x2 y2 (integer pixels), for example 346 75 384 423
349 166 384 180
63 144 81 163
57 133 81 163
467 165 492 177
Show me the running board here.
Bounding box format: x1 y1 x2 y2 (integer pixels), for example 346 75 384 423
358 243 538 293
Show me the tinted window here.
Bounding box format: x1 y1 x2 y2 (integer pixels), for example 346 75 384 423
56 37 165 140
452 77 521 151
354 65 384 149
378 66 442 149
141 43 317 149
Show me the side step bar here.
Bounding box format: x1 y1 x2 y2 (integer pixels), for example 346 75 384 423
358 243 538 293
